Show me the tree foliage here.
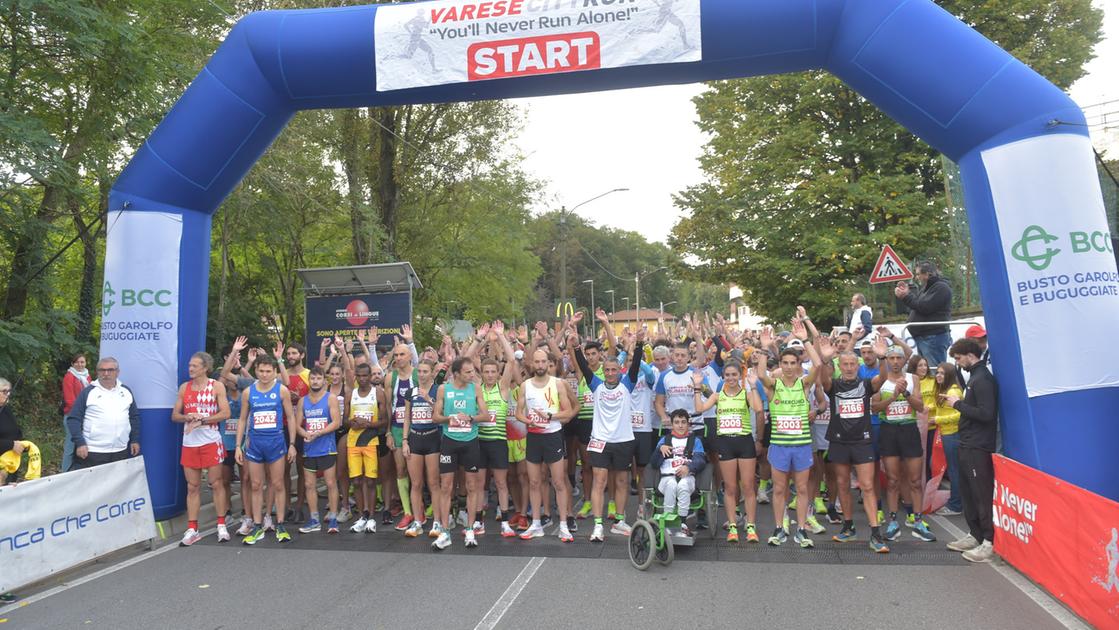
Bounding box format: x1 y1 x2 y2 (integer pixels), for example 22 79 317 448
671 0 1103 325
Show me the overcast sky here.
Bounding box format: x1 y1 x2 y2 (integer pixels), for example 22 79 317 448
511 0 1118 245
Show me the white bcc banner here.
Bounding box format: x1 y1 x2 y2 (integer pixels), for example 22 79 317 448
374 0 702 92
100 211 182 409
0 458 156 592
982 134 1119 397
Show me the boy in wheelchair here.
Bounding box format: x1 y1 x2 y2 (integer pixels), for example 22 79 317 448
649 409 706 537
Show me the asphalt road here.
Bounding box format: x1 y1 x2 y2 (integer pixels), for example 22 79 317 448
2 504 1074 630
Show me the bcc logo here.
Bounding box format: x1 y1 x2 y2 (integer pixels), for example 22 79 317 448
1011 225 1113 271
102 282 172 316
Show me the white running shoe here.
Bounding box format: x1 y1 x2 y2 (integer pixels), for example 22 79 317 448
610 521 633 536
337 508 352 523
464 530 478 548
589 523 605 542
216 524 230 543
180 527 202 547
236 516 253 536
365 517 377 533
350 517 368 533
519 524 544 540
962 540 994 563
558 525 574 543
947 534 980 552
433 531 452 550
263 515 275 531
457 510 470 529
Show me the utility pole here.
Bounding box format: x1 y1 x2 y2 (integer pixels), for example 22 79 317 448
559 206 567 307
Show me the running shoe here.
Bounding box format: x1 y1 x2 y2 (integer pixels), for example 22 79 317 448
610 521 632 536
757 482 771 505
804 515 826 535
540 514 552 528
912 520 937 542
947 534 980 552
382 509 393 526
833 527 857 543
237 516 254 536
242 525 265 545
472 521 485 536
885 520 901 541
350 517 368 533
767 527 787 546
558 526 574 543
680 523 693 538
217 524 230 543
814 497 828 514
365 518 377 533
590 523 605 542
726 526 739 543
696 509 709 530
794 528 815 549
395 514 415 532
567 516 578 533
519 524 544 540
263 515 275 532
405 521 424 538
432 531 452 551
905 513 916 528
457 509 470 529
327 517 339 534
501 522 517 538
299 518 322 534
576 501 593 519
464 530 478 548
337 507 352 523
745 523 759 543
962 540 994 563
429 522 444 539
180 527 202 547
275 524 291 543
869 535 890 553
826 505 842 525
787 496 798 510
935 506 962 516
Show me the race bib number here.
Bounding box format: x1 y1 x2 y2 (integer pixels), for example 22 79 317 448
394 405 407 421
631 411 645 428
253 410 277 430
717 414 743 432
528 409 550 427
886 400 912 421
774 415 803 435
838 399 865 419
582 391 594 405
224 420 238 436
587 439 606 453
306 417 328 432
478 410 498 428
448 415 472 432
412 406 433 424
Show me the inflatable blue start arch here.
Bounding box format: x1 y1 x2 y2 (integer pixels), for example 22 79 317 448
103 0 1119 519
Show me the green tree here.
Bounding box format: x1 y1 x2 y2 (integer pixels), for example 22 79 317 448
671 0 1103 324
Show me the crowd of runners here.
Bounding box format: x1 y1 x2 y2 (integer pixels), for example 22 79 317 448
171 287 997 562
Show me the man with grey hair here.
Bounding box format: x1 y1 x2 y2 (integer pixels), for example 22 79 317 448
848 293 873 342
65 357 141 470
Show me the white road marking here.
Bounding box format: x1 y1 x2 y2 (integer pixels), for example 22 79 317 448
473 556 546 630
930 514 1088 630
0 527 216 617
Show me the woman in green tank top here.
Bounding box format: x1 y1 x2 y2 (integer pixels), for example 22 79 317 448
694 361 765 543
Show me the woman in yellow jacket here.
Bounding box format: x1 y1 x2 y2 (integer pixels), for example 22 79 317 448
931 363 963 515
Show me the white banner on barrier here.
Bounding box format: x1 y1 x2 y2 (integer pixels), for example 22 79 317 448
99 211 182 409
982 134 1119 397
374 0 702 92
0 457 156 592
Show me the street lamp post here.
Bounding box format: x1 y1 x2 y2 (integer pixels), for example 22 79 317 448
635 265 669 326
622 296 630 312
583 278 594 337
604 289 615 315
558 188 629 307
660 300 677 316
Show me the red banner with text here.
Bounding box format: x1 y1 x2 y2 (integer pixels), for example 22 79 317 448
993 455 1119 628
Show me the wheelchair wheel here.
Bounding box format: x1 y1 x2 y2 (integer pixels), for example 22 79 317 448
655 530 674 565
629 520 656 571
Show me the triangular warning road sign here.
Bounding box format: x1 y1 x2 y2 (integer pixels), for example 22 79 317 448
869 245 913 284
